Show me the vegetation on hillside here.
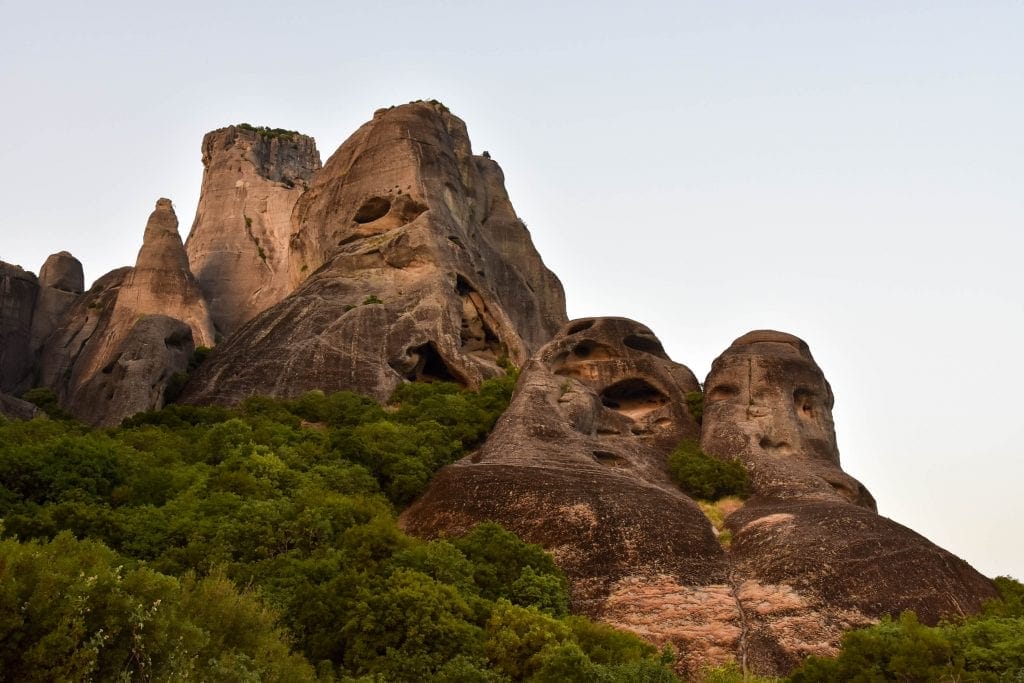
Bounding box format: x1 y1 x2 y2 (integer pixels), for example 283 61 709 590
0 376 679 681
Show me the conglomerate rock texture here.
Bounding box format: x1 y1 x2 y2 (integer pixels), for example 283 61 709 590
185 125 321 337
0 261 39 393
183 101 566 404
403 324 998 677
37 200 210 425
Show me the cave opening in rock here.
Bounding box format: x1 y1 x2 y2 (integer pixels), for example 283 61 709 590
353 197 392 223
565 319 595 335
600 378 668 420
402 342 465 385
623 334 668 358
592 450 625 466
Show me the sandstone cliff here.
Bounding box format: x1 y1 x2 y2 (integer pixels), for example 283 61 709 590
185 125 321 337
403 324 997 677
183 101 567 404
0 261 39 393
37 200 210 425
29 251 84 357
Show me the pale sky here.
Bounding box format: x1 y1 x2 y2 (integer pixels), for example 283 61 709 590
2 1 1021 579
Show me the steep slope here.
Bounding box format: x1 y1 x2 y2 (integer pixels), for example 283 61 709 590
185 125 321 337
29 251 84 357
183 101 566 404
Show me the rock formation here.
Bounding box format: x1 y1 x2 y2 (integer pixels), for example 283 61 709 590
30 251 84 356
37 200 210 425
183 101 566 405
185 125 321 337
403 324 998 677
0 261 39 393
701 331 996 673
0 392 40 420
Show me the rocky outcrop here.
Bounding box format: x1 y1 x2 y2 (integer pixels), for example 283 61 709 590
700 331 996 672
401 318 742 674
0 261 39 392
0 392 40 420
69 315 194 426
185 125 321 337
183 102 566 405
404 324 998 677
30 251 84 356
37 200 212 425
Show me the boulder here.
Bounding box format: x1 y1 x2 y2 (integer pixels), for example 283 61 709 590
183 102 566 405
185 125 321 336
0 261 39 392
30 251 84 355
0 392 40 420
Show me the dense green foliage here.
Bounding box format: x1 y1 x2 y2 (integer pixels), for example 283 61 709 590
236 122 302 140
0 377 679 681
667 438 750 501
787 577 1024 682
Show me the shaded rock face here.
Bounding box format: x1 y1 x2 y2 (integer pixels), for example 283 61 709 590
185 126 321 337
0 262 39 392
70 315 194 427
701 330 875 508
30 251 85 357
0 392 40 420
404 324 998 677
184 102 566 405
401 319 745 674
38 200 213 425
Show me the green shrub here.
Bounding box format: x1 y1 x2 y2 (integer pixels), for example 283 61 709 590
684 390 704 424
667 439 749 501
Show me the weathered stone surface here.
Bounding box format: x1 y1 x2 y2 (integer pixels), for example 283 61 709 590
70 315 194 427
0 261 38 392
401 318 737 675
30 251 84 355
404 325 998 676
701 330 876 508
37 200 214 424
185 126 321 337
183 102 566 404
699 330 997 673
0 391 40 420
38 251 84 292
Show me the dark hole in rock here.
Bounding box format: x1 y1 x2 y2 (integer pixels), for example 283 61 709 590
403 342 465 385
593 450 625 465
572 340 615 360
565 319 595 335
353 197 391 223
623 334 667 358
600 378 668 420
793 388 817 418
448 235 464 248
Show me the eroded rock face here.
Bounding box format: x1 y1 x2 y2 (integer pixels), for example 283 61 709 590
37 200 214 425
185 126 321 336
30 251 85 356
700 330 997 673
0 261 39 392
0 392 40 420
701 330 875 508
404 325 998 677
183 102 566 404
70 315 194 427
401 318 741 675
